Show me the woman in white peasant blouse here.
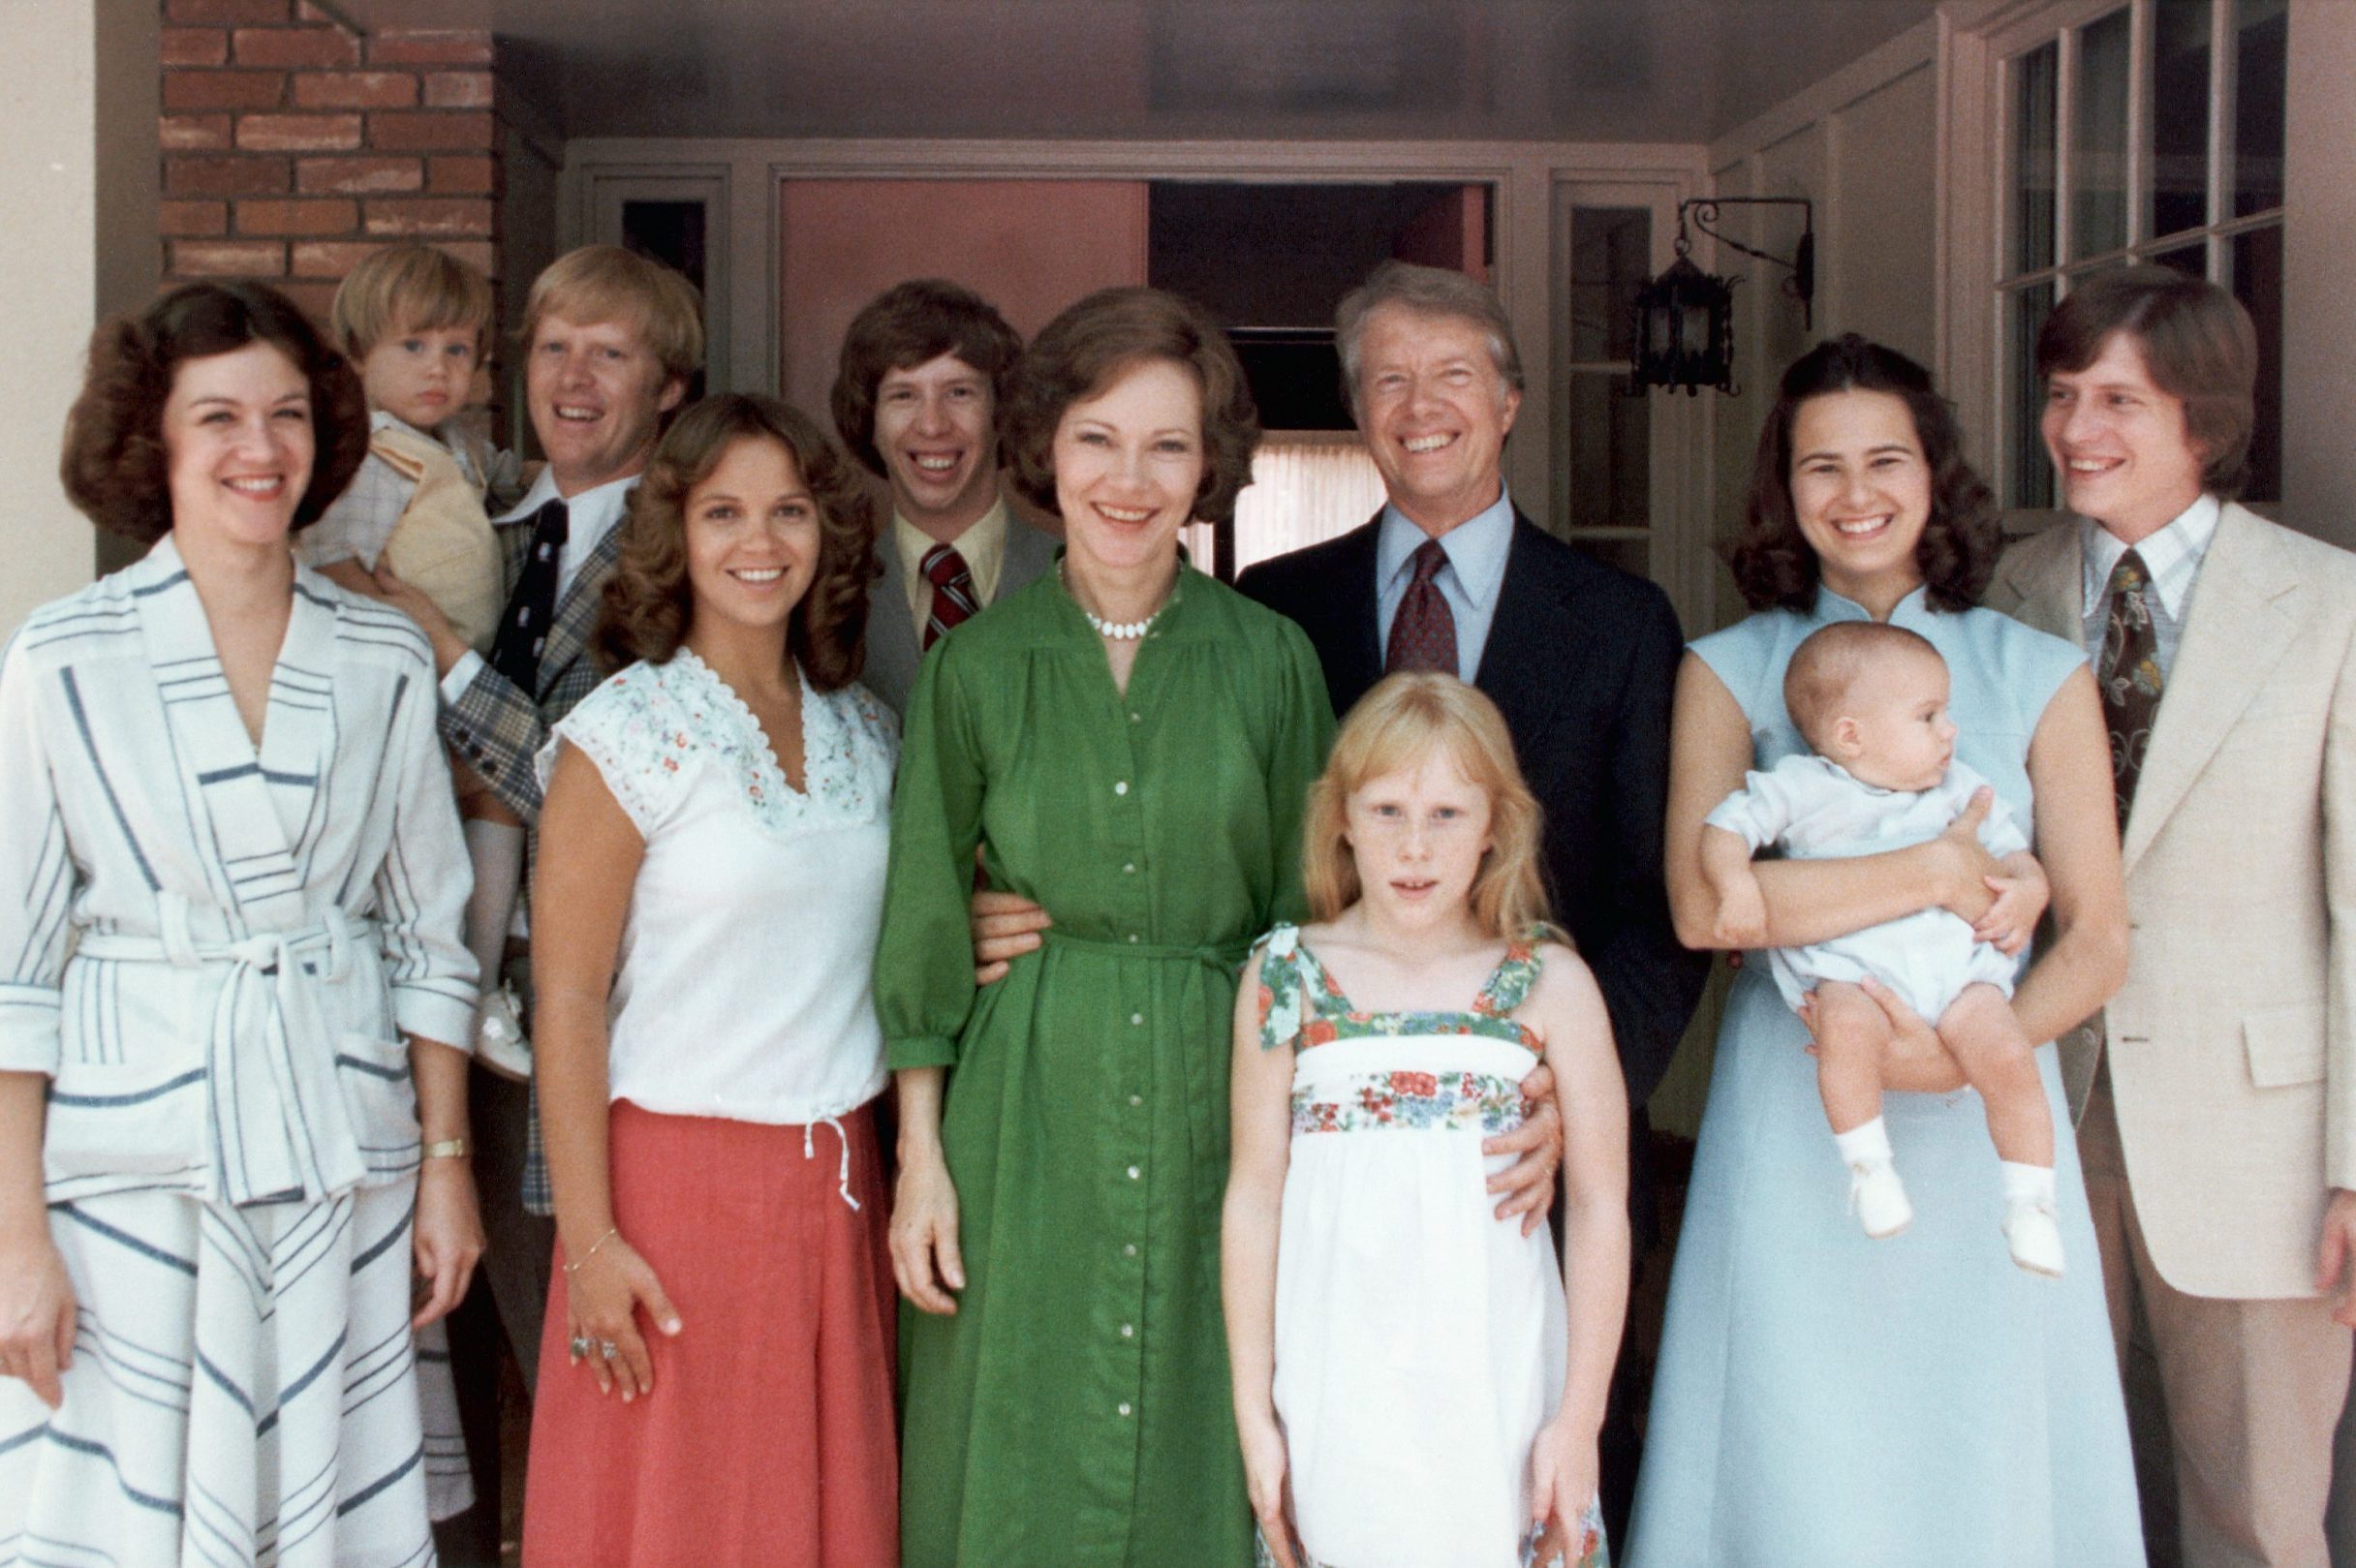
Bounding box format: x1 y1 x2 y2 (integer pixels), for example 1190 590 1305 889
521 393 900 1566
0 281 483 1566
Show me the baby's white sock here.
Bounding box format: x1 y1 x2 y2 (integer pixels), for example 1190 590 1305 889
2000 1159 2058 1208
462 817 525 996
1833 1117 1895 1167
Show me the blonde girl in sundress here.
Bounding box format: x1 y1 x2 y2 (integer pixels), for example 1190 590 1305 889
1223 671 1627 1568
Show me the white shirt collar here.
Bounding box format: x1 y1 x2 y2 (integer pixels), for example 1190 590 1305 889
2078 492 2221 621
1375 487 1514 608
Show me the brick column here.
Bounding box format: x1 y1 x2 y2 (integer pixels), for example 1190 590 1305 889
158 0 499 326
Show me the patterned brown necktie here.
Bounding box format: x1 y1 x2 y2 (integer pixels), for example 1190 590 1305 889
2096 547 2163 829
921 543 978 650
1384 539 1458 675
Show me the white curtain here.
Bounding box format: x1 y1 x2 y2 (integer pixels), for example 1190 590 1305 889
1184 434 1388 576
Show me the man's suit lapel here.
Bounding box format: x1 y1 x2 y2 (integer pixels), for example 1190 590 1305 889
2121 504 2300 874
1472 515 1569 741
1326 515 1384 708
1003 514 1060 590
1989 523 2083 644
867 525 920 696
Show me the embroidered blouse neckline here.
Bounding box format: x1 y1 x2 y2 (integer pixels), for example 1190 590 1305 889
670 646 811 802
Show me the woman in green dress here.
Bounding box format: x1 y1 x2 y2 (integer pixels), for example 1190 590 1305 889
879 287 1334 1567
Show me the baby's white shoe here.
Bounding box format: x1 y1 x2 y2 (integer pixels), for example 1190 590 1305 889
2002 1198 2065 1276
473 984 533 1083
1999 1160 2064 1276
1847 1158 1913 1239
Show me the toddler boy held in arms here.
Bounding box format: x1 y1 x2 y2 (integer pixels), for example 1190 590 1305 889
298 241 531 1076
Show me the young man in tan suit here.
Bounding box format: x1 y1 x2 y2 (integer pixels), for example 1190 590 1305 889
1985 267 2356 1568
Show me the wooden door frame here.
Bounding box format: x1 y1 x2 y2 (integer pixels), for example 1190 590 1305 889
562 136 1714 614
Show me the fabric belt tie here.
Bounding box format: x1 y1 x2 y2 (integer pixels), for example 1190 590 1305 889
1038 929 1251 1165
77 891 377 1206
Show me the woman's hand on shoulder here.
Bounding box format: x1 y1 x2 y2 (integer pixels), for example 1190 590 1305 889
564 1231 681 1401
0 1224 75 1408
411 1156 484 1329
890 1153 965 1314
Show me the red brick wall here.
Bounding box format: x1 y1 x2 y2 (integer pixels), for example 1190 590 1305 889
158 0 500 330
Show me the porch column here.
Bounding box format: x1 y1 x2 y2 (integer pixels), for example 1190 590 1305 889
0 0 158 639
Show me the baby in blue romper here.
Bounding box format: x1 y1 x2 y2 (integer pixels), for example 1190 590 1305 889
1699 620 2063 1276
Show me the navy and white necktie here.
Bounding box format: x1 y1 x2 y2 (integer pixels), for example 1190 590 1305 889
488 499 570 692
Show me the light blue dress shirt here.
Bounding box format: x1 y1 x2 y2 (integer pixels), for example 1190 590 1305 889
1373 488 1515 685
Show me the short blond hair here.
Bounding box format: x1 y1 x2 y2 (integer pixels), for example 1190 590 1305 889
328 242 495 359
1302 672 1554 939
521 244 704 383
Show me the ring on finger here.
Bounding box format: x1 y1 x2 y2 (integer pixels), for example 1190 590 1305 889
598 1339 619 1361
569 1334 593 1359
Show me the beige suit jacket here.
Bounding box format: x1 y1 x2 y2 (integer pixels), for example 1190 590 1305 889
1985 503 2356 1298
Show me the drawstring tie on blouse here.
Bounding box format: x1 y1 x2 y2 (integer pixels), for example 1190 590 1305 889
803 1117 860 1211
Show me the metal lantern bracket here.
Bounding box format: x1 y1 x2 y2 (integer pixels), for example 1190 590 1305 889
1627 195 1815 398
1677 197 1815 328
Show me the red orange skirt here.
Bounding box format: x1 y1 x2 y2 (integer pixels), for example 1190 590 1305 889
522 1099 897 1567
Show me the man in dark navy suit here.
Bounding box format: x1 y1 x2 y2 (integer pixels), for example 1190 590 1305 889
1238 261 1702 1110
1235 261 1708 1535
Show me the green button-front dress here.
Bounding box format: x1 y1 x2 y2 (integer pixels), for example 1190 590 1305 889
878 562 1334 1568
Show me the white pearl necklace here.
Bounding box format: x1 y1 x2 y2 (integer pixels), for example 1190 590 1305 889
1066 563 1170 640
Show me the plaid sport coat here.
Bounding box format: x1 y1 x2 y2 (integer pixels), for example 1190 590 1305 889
439 506 626 827
438 499 629 1215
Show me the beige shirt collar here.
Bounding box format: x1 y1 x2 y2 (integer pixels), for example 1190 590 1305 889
894 496 1011 626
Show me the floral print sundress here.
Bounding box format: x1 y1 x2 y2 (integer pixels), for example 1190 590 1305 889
1251 924 1609 1568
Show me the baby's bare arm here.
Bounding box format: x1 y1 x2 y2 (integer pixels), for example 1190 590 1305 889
1698 824 1768 946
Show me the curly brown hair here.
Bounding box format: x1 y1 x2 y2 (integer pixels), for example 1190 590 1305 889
1724 334 2000 615
1002 287 1259 525
60 281 369 544
829 279 1023 478
594 393 877 692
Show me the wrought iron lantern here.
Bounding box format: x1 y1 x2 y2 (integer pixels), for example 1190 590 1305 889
1629 197 1815 396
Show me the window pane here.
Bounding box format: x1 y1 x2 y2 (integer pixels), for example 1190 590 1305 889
622 200 708 403
2014 42 2060 274
1566 374 1649 532
621 200 706 292
2233 0 2287 217
2231 224 2283 500
2073 9 2132 259
1569 207 1652 363
2009 283 2058 508
2148 240 2208 276
2151 0 2213 238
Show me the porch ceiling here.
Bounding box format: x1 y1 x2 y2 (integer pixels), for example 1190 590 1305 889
318 0 1939 144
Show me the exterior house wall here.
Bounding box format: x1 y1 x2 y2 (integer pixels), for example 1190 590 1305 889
1702 21 1943 638
156 0 497 325
0 0 157 638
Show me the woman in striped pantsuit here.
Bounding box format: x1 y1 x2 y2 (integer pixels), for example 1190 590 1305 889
0 281 482 1567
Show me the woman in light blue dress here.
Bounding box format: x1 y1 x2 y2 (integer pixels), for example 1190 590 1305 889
1627 337 2144 1568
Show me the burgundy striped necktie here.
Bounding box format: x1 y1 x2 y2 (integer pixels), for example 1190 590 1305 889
921 543 978 650
1384 538 1458 675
